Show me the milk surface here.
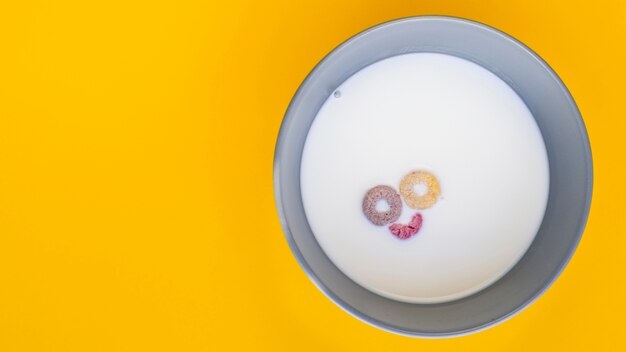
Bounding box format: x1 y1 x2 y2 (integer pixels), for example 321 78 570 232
300 53 550 303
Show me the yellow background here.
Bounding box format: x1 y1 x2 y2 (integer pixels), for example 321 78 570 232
1 0 624 350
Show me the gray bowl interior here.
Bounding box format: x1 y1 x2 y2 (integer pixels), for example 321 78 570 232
274 16 592 337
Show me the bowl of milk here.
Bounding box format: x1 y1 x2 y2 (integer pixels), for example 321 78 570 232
274 16 592 337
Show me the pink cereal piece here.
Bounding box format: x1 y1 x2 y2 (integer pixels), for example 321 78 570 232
388 213 423 240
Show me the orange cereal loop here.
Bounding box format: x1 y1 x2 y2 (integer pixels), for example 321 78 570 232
399 170 441 210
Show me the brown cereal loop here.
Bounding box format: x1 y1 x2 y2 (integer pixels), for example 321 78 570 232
362 185 402 226
399 170 441 210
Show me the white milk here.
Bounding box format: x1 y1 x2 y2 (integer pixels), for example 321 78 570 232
300 53 550 303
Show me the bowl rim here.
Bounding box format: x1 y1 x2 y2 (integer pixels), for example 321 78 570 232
273 15 593 337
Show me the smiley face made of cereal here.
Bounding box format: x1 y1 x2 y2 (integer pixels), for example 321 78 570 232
362 170 441 239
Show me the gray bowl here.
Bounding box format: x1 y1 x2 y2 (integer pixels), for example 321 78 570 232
273 16 592 337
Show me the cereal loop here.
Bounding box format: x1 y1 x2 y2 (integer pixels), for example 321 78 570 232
399 170 441 210
362 185 402 226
